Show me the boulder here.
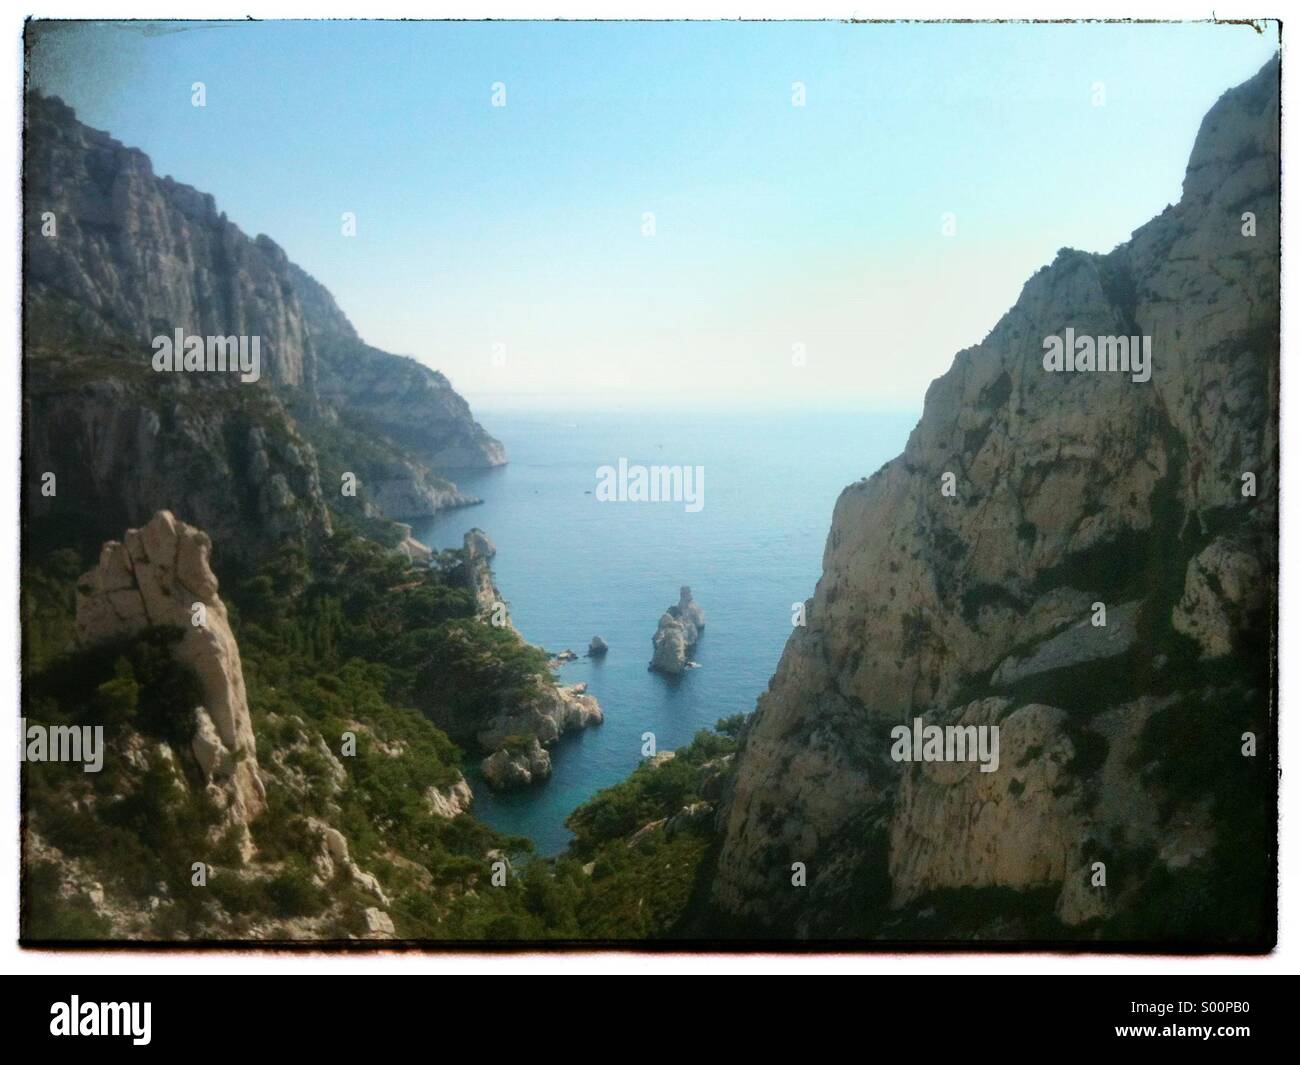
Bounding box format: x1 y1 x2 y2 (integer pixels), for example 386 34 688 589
1172 537 1265 658
426 773 474 818
627 818 668 848
363 907 395 937
481 737 552 790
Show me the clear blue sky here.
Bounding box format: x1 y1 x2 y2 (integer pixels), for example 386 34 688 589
28 20 1279 409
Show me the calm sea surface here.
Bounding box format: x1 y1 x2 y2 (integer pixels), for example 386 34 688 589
413 406 916 854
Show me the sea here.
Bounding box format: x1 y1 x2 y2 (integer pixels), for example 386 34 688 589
412 406 916 855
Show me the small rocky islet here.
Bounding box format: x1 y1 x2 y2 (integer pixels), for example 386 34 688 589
649 586 706 675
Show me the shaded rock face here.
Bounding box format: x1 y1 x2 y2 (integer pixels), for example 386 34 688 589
312 336 507 470
1172 538 1265 659
696 754 734 803
990 601 1140 687
476 683 603 758
674 586 706 639
713 59 1279 938
23 92 504 562
887 699 1081 902
74 511 266 832
25 95 313 388
364 460 479 518
23 363 332 570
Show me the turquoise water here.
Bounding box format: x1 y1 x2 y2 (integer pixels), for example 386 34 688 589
413 407 916 855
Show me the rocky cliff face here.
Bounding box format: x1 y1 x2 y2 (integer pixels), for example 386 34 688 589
291 265 506 470
712 58 1279 941
24 355 332 568
25 95 315 389
459 529 510 620
23 92 504 562
478 683 605 789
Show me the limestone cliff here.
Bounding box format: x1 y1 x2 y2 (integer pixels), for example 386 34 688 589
459 529 510 621
291 264 506 470
712 58 1278 942
25 95 315 389
23 92 504 561
24 354 332 569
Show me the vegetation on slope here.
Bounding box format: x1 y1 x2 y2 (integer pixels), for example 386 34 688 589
21 525 740 942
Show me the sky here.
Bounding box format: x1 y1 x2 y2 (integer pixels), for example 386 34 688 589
27 20 1280 410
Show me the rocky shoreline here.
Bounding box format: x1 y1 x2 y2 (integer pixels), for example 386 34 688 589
451 529 605 790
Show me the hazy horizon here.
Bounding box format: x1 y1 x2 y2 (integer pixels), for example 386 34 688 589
27 20 1279 411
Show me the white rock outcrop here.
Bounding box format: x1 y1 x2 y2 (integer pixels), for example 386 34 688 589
393 522 434 564
363 907 396 937
461 528 506 619
426 773 474 818
475 682 603 754
309 818 390 905
481 737 552 790
75 511 266 827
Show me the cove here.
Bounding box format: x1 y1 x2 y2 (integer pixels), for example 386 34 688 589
414 406 915 854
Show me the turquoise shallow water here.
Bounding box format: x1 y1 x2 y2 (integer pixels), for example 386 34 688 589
413 406 916 855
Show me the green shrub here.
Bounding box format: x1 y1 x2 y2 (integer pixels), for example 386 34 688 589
21 862 113 941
